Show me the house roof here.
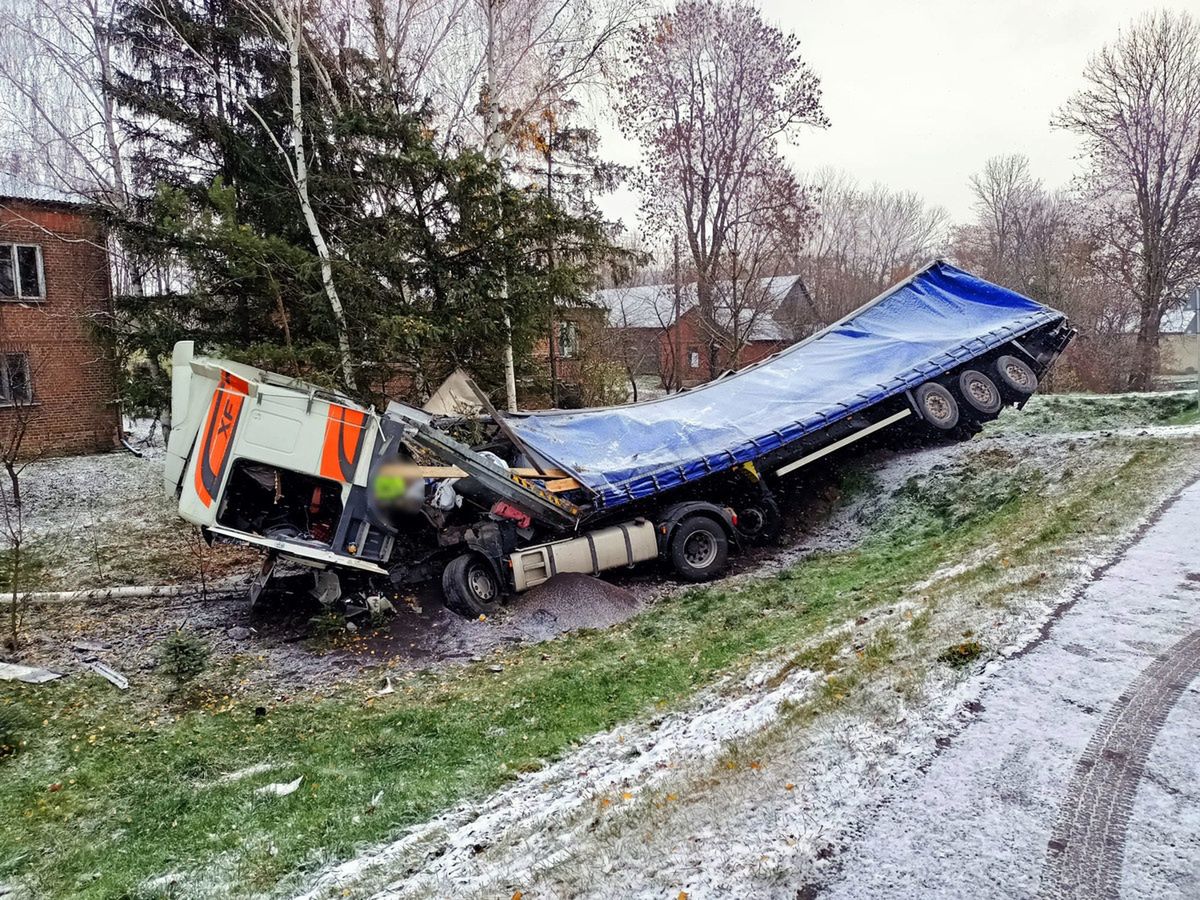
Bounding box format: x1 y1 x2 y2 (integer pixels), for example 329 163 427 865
0 173 84 206
595 274 807 341
1163 288 1199 335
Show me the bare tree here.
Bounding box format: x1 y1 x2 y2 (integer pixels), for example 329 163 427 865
621 0 827 379
275 0 356 389
959 154 1077 304
0 0 128 204
966 154 1041 284
793 169 947 328
715 167 808 367
0 355 41 652
1055 10 1200 389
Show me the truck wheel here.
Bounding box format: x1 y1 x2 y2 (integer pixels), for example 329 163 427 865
670 516 729 582
735 500 781 545
994 355 1037 395
957 369 1002 416
442 553 503 618
915 382 959 430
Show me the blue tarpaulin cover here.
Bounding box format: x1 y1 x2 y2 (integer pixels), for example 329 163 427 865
506 261 1065 509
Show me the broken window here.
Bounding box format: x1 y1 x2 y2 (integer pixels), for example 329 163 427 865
217 460 344 546
0 244 44 300
0 352 32 405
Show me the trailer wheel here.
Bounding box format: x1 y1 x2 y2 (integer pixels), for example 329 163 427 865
442 553 503 618
994 355 1038 395
957 369 1002 416
735 500 781 545
669 516 729 582
915 382 960 430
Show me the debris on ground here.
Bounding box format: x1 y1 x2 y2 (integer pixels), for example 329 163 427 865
255 776 303 798
0 662 61 684
85 660 129 690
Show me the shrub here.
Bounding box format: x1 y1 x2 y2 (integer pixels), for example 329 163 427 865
158 629 210 690
0 704 26 756
938 640 984 668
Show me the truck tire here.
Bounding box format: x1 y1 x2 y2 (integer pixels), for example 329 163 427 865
442 553 503 618
994 355 1037 396
915 382 959 430
669 515 729 582
957 369 1002 416
735 499 781 545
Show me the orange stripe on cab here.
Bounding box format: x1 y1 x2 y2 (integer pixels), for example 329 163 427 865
319 405 368 483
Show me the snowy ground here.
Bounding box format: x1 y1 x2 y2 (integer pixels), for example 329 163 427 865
823 478 1200 900
8 407 1200 899
293 425 1200 900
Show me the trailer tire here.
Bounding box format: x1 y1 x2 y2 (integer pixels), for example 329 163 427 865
957 369 1003 416
669 516 729 582
735 500 781 545
915 382 960 430
994 355 1038 396
442 553 503 618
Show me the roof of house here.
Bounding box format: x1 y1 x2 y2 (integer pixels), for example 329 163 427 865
0 173 84 206
1162 308 1197 335
595 274 807 342
1163 288 1199 334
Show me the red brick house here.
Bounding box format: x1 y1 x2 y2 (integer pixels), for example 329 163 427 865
596 274 816 389
0 180 121 455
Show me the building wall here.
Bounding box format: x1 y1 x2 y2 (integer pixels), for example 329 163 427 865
0 200 121 455
658 311 785 387
1161 334 1199 376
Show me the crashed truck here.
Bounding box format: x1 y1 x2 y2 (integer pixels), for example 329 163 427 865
163 261 1075 617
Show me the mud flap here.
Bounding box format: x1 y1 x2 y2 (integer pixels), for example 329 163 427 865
248 551 277 608
311 569 342 607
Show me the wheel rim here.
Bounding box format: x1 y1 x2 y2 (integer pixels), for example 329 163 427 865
467 565 496 602
683 530 718 569
924 392 952 422
739 508 766 536
1004 362 1032 388
967 377 996 407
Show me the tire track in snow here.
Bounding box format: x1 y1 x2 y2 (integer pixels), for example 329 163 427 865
1039 624 1200 900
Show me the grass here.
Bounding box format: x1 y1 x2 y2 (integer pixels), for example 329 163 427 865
1 431 1194 899
1167 403 1200 426
985 390 1200 434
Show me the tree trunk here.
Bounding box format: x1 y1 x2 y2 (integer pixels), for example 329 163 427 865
483 0 518 411
284 1 356 390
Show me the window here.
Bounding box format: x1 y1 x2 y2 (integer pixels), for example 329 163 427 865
688 348 700 369
558 320 579 359
0 353 32 405
0 244 44 300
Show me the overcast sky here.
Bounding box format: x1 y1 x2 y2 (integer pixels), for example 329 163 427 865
596 0 1194 239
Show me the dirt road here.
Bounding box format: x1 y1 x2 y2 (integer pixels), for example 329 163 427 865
823 478 1200 900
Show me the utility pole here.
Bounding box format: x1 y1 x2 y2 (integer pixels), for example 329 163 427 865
1190 287 1200 412
672 234 682 392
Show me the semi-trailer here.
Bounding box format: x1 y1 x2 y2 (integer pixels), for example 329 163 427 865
163 260 1074 614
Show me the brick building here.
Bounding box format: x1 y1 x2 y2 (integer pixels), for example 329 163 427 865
0 180 121 455
595 274 816 389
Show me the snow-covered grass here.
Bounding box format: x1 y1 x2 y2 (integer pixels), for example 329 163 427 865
3 420 251 592
297 432 1200 900
984 389 1199 434
2 403 1199 899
